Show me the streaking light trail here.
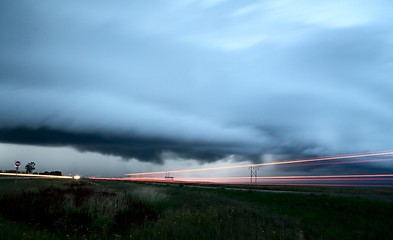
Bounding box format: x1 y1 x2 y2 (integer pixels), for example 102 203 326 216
125 151 393 176
89 174 393 185
87 176 393 187
151 174 393 180
276 158 393 168
116 151 393 187
0 173 75 179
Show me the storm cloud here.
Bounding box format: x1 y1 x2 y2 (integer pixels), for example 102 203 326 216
1 0 393 165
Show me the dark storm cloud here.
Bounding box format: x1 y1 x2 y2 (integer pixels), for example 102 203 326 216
0 127 320 164
1 0 393 167
0 127 234 163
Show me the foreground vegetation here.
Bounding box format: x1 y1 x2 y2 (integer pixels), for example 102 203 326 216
0 178 392 240
207 182 393 196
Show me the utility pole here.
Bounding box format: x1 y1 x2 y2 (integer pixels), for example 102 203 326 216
249 166 259 183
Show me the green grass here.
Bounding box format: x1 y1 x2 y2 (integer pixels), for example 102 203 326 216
219 189 393 239
0 179 392 240
224 183 393 196
161 181 393 196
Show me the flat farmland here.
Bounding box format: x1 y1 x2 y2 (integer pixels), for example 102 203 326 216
0 178 392 240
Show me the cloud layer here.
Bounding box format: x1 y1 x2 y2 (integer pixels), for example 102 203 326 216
1 0 393 164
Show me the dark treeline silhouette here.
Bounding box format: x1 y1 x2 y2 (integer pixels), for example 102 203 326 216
0 170 62 176
39 171 62 176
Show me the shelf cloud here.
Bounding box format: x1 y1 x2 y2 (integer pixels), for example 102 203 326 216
1 0 393 167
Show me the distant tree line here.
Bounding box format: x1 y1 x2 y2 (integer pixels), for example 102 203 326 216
0 169 63 176
40 171 62 176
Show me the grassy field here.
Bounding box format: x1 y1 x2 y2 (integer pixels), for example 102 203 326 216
0 178 392 240
155 181 393 196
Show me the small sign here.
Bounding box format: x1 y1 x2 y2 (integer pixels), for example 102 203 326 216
15 161 21 167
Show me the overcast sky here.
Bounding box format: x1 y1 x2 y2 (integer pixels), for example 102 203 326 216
1 0 393 177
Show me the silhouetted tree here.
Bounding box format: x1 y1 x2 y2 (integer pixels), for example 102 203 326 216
25 162 36 174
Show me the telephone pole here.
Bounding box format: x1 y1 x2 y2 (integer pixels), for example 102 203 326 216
249 166 259 183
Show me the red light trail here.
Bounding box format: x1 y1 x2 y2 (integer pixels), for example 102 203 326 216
84 151 393 187
167 174 393 180
88 174 393 186
87 176 393 187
